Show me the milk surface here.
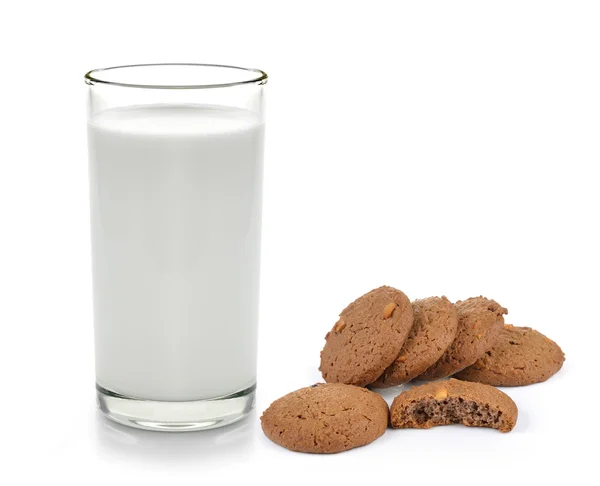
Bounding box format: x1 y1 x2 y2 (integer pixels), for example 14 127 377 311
88 104 264 401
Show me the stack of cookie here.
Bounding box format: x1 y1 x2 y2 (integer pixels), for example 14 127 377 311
319 286 564 389
261 285 565 454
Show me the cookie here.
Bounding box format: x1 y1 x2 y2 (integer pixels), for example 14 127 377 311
371 296 458 388
319 286 414 386
454 325 565 386
390 378 517 432
417 296 507 381
260 383 389 453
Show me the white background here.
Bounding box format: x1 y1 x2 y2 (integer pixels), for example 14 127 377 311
1 1 598 484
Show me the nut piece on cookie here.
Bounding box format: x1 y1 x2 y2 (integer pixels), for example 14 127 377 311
333 318 346 333
455 325 565 386
261 383 389 453
383 302 397 319
319 286 414 386
390 379 518 433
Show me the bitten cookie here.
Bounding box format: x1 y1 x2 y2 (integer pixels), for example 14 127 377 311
260 383 389 453
417 296 507 381
455 325 565 386
319 286 414 386
390 378 517 432
371 296 458 388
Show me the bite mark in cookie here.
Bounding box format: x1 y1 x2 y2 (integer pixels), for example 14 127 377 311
390 378 518 432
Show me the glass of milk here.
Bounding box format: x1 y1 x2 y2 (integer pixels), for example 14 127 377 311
85 64 267 431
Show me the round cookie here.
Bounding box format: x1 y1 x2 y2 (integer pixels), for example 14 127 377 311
371 296 458 388
319 285 414 386
390 378 518 433
455 325 565 386
260 383 389 453
417 296 507 381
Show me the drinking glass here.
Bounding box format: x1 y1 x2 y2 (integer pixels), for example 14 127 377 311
85 64 267 431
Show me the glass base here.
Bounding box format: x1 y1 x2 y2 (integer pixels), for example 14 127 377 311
96 383 256 432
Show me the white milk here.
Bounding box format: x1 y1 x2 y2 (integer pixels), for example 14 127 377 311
88 104 264 401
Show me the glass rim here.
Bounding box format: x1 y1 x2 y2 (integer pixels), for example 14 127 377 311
84 63 268 90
